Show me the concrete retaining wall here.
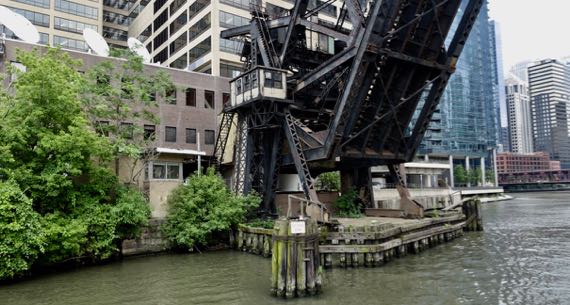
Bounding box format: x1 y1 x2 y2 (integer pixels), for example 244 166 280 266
121 218 169 256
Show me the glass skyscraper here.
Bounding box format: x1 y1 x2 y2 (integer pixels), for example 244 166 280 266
420 0 500 158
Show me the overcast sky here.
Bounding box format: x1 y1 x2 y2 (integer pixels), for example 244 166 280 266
488 0 570 74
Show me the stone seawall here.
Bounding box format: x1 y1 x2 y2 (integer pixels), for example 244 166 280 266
122 218 169 256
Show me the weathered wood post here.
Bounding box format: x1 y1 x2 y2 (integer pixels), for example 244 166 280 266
271 217 322 298
463 198 483 231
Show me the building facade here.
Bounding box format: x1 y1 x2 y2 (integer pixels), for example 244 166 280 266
490 20 507 150
0 0 134 49
505 75 533 153
528 59 570 168
126 0 345 76
497 152 561 174
420 0 499 158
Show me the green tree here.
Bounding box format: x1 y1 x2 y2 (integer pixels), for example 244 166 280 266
163 168 261 251
0 181 44 279
454 165 468 185
0 48 112 212
485 168 495 184
0 48 151 278
316 171 341 191
82 49 173 184
470 168 482 186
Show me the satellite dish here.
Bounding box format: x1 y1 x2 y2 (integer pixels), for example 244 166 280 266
0 5 40 43
83 28 109 57
127 37 151 63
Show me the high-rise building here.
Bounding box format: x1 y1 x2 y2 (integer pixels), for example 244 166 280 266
499 126 511 152
528 59 570 168
505 75 533 153
510 60 533 83
420 0 499 157
0 0 132 50
127 0 345 76
490 21 507 146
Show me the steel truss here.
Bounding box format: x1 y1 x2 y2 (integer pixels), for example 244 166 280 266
215 0 484 219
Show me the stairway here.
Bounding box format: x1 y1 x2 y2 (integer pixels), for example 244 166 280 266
212 112 234 169
251 3 279 67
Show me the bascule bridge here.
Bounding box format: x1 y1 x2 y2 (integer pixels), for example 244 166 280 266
213 0 484 221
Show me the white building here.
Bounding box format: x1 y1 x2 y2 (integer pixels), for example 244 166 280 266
505 74 533 153
127 0 346 76
528 59 570 168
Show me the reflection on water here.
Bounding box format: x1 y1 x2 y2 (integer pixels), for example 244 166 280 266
2 192 570 305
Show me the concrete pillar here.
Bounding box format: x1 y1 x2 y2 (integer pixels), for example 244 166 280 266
424 154 429 162
480 157 486 187
449 155 454 188
425 174 432 188
465 156 471 187
493 148 499 187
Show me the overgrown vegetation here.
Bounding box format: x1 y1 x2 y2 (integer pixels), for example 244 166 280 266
162 168 261 251
0 48 166 280
333 189 362 218
316 171 341 192
245 218 275 229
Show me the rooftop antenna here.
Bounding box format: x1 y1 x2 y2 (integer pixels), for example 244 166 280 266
83 28 109 57
127 37 151 63
0 5 40 43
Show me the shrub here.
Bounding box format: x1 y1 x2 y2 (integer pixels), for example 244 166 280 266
112 186 151 239
246 218 275 229
163 168 261 250
334 188 362 218
316 171 340 191
0 181 44 279
39 187 151 264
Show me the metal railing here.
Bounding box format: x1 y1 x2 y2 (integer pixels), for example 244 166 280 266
287 194 328 220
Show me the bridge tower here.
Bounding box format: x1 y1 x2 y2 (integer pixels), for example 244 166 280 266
214 0 485 220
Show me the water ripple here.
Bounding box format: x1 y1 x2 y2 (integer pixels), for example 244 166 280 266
2 192 570 304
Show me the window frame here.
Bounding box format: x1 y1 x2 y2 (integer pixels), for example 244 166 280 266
204 90 215 109
165 126 177 142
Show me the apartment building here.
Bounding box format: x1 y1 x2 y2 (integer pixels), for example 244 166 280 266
505 75 533 153
127 0 346 76
0 0 135 50
1 38 229 217
528 59 570 168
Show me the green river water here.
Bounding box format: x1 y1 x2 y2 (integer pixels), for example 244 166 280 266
2 191 570 305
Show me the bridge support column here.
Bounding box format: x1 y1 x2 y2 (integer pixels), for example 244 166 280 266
341 167 373 208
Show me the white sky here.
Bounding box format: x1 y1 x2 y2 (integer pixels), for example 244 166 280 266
488 0 570 74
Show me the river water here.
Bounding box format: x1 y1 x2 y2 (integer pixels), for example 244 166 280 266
2 191 570 305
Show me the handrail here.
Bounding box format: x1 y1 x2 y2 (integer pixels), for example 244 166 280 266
287 194 328 219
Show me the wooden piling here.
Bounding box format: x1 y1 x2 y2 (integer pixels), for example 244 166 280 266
272 218 321 298
463 198 484 232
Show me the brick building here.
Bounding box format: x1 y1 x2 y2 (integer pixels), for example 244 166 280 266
497 151 561 174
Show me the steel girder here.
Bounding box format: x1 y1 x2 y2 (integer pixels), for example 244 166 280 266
215 0 484 215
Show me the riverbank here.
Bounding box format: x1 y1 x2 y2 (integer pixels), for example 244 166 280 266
4 192 570 304
4 192 570 305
